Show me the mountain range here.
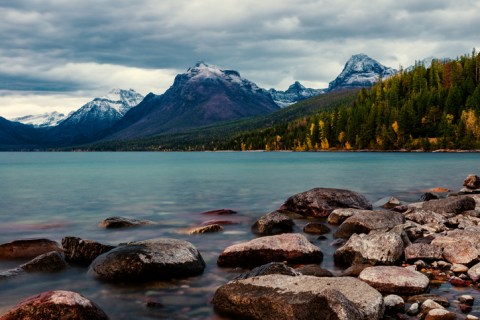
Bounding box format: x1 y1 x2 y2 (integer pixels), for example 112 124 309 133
1 54 396 150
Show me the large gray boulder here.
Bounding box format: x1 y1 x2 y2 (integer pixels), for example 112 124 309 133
334 210 405 239
0 290 108 320
334 231 404 267
422 196 476 215
89 238 205 282
217 233 323 268
213 275 384 320
279 188 372 218
0 239 62 260
359 266 430 294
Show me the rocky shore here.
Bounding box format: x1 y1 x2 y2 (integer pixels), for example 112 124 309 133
2 175 480 319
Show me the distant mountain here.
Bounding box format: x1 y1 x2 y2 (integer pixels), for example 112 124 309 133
105 62 280 140
0 117 44 150
45 88 144 146
328 54 396 91
405 56 451 72
12 111 66 128
268 82 325 107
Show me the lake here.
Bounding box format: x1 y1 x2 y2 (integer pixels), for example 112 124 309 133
1 151 479 319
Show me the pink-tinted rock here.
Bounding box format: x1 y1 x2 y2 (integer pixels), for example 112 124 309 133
467 262 480 282
0 290 108 320
405 243 443 261
422 196 476 215
442 241 478 265
449 276 471 287
217 233 323 268
0 239 62 260
358 266 430 294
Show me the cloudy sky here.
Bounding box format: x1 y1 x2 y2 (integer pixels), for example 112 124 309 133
1 0 479 118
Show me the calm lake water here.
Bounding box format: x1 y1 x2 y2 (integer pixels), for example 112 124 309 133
1 151 480 319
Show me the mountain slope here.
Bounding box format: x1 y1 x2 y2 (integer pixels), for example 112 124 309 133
0 117 45 150
328 54 396 91
11 111 66 128
268 82 324 107
105 62 280 140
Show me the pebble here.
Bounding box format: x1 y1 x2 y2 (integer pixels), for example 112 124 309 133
406 302 419 315
459 295 475 306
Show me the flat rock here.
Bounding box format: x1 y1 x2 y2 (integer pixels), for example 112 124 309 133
334 210 405 239
234 262 299 280
98 216 156 228
422 196 476 215
212 275 384 320
432 228 480 250
0 290 108 320
279 188 372 218
405 243 443 261
89 238 205 282
334 231 404 267
251 211 294 235
217 233 323 268
302 222 330 234
62 237 115 266
0 239 62 260
358 266 430 294
328 208 372 225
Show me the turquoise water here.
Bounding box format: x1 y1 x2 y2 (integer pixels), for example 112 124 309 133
0 152 479 318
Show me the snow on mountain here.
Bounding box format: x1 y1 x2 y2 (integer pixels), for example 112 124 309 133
405 57 451 72
268 81 325 107
328 54 397 91
11 111 66 128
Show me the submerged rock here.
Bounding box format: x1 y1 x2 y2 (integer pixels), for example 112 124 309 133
0 239 62 260
303 222 330 234
358 266 430 294
279 188 372 218
334 210 405 239
0 290 108 320
296 264 334 277
62 237 115 266
200 209 237 215
187 224 224 235
251 211 294 235
217 233 323 268
212 275 384 320
89 238 205 282
98 216 156 228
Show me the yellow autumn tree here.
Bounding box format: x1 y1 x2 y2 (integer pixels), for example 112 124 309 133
461 110 480 138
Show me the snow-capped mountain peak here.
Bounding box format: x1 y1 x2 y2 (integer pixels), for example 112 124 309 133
11 111 66 128
268 81 325 107
328 54 397 91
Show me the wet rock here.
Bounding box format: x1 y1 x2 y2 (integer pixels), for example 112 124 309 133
373 196 400 209
0 239 62 260
459 303 472 313
424 308 456 320
420 192 440 201
328 208 371 225
251 211 294 235
89 238 205 282
212 275 384 320
467 262 480 282
234 262 299 280
187 224 223 235
20 251 67 273
334 210 405 239
404 243 443 261
302 222 330 234
384 294 404 314
334 231 404 267
62 237 115 266
200 209 237 215
449 276 470 287
279 188 372 218
407 294 450 308
0 290 108 320
422 196 476 215
405 209 447 225
464 174 480 190
217 233 323 268
296 264 334 277
358 266 430 294
459 295 474 306
98 216 156 228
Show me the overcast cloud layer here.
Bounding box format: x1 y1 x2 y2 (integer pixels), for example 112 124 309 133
1 0 479 118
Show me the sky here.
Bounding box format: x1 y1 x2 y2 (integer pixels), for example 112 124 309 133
0 0 479 119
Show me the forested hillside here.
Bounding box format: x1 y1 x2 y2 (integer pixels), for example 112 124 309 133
224 51 480 151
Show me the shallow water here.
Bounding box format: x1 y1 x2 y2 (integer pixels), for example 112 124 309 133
1 151 480 318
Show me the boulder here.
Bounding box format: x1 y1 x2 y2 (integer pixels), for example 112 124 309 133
89 238 205 282
405 209 447 225
98 216 156 228
217 233 323 268
432 228 480 250
234 262 299 280
279 188 372 218
358 266 430 294
334 231 404 267
20 251 67 273
251 211 294 235
328 208 372 225
187 224 224 235
334 210 405 239
0 290 108 320
0 239 62 260
464 174 480 190
302 222 330 234
422 196 476 215
467 262 480 282
440 241 478 265
212 275 384 320
62 237 115 266
404 243 443 261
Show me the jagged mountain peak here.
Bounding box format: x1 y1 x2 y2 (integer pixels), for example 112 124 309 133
11 111 66 128
269 81 324 108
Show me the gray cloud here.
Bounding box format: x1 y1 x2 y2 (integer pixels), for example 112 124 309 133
1 0 479 116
